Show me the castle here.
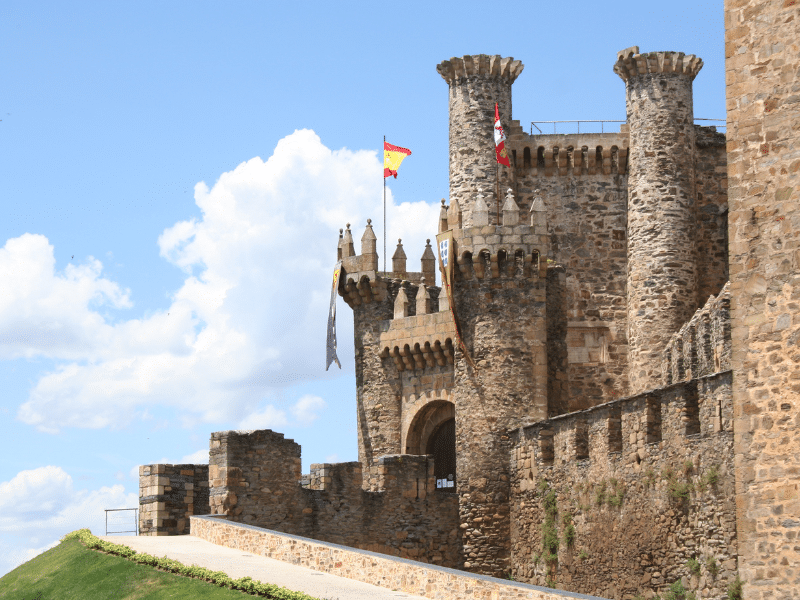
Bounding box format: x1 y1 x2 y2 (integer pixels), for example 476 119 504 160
138 2 800 598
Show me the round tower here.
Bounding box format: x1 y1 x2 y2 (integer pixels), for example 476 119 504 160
614 47 703 394
445 190 549 576
437 55 523 226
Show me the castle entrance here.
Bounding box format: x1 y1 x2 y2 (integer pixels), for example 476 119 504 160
405 400 457 492
427 418 456 492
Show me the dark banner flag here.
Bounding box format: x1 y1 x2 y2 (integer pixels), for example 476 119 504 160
435 231 477 371
326 261 343 371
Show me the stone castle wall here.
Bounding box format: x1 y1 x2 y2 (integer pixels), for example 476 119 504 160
506 128 631 412
724 0 800 597
694 127 730 304
208 429 462 568
509 371 738 599
502 123 727 413
138 463 209 535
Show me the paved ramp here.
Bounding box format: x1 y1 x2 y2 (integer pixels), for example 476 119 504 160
100 535 428 600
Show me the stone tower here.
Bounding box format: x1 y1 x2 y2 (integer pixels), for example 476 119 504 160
437 55 524 227
614 47 704 394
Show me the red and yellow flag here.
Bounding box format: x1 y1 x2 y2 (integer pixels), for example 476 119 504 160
494 103 511 167
384 141 412 178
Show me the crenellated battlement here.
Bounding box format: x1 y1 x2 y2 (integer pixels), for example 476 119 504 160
204 428 461 566
451 224 549 280
378 310 456 373
663 282 731 386
337 222 437 309
436 54 524 84
505 130 630 177
515 370 732 476
613 46 704 81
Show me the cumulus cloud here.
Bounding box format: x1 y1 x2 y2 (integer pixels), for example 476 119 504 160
0 466 138 577
10 129 439 433
0 234 131 360
291 394 327 426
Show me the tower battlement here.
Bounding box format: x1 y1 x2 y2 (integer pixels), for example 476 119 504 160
613 46 704 81
436 54 523 84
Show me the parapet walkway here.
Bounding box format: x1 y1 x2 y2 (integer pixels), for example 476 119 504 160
100 534 428 600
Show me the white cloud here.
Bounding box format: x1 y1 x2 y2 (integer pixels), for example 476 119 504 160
291 394 327 426
10 129 439 433
238 404 289 431
0 466 138 577
0 234 131 361
180 449 209 464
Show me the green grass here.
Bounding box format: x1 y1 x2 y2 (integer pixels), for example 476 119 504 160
0 537 251 599
0 531 320 600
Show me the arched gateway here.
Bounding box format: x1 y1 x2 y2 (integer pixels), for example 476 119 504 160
405 400 456 492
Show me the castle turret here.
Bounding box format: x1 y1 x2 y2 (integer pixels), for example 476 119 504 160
437 55 523 226
445 188 549 575
615 47 703 394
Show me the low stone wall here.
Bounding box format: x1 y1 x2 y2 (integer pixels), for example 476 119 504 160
139 464 209 535
209 430 462 567
509 372 737 599
190 515 608 600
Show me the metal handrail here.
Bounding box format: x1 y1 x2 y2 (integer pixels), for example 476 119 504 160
531 120 626 134
530 118 726 135
105 508 139 536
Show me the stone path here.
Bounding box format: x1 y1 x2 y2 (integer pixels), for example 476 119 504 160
100 535 429 600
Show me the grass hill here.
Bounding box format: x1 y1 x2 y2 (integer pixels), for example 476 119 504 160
0 532 318 600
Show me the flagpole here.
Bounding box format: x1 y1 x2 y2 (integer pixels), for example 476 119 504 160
496 162 500 225
383 136 386 273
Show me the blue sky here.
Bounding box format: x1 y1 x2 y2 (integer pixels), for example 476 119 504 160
0 0 724 576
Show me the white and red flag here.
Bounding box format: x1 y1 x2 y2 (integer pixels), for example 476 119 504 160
494 103 511 167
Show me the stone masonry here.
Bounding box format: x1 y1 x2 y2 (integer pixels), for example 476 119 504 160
724 0 800 598
207 429 461 567
139 464 209 535
615 48 705 395
139 18 800 597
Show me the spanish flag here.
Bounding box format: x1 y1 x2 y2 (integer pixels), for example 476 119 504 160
384 141 412 178
494 103 511 167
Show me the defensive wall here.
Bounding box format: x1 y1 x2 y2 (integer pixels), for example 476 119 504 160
503 283 735 598
139 464 209 535
509 371 737 599
206 429 462 568
189 515 608 600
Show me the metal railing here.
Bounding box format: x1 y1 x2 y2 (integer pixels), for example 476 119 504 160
530 118 726 135
105 508 139 536
531 120 625 134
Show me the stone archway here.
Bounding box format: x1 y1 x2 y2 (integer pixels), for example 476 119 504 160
405 400 456 492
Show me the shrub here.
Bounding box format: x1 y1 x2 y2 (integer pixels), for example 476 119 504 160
563 523 576 547
663 579 693 600
60 529 319 600
578 549 588 560
644 468 657 487
594 481 607 506
706 556 719 576
727 576 743 600
698 465 720 492
686 557 701 576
